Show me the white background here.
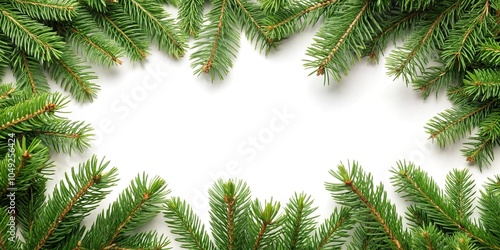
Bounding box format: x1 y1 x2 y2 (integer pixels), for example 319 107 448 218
35 25 500 247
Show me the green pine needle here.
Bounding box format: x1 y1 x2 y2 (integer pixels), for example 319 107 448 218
0 5 65 62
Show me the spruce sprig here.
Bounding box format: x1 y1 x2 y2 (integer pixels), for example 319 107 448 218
327 161 409 250
0 0 186 101
253 0 500 167
190 0 275 80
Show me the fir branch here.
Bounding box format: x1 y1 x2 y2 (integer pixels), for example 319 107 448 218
479 176 500 242
55 227 86 250
279 192 317 249
92 5 150 62
10 48 50 94
10 0 77 21
164 196 215 250
190 0 240 80
16 175 50 241
479 111 500 140
328 161 408 250
413 66 456 98
113 231 171 250
120 0 187 58
264 0 338 40
64 8 124 67
405 205 432 229
462 135 495 168
444 169 475 224
80 0 109 12
441 3 491 70
259 0 290 14
81 174 169 249
410 224 447 249
208 179 251 250
479 38 500 66
0 137 49 202
386 1 464 83
305 0 372 82
45 48 99 102
400 0 436 11
346 224 376 250
0 84 15 100
0 5 65 62
366 10 423 62
0 35 11 78
248 199 281 250
30 119 93 154
425 100 496 147
232 0 275 52
449 233 479 250
463 69 500 101
0 92 65 138
391 161 500 249
308 207 353 249
25 156 118 250
178 0 204 36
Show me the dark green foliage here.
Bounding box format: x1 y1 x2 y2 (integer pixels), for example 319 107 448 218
0 86 172 249
92 4 151 62
120 0 187 58
190 0 275 80
24 156 118 249
325 161 500 249
81 173 169 249
279 193 317 249
391 161 500 249
178 0 205 36
259 0 290 14
0 0 185 101
327 161 409 249
222 0 500 167
165 179 354 250
304 0 387 83
0 5 65 62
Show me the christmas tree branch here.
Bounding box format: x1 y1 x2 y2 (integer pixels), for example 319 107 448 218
414 66 453 97
10 0 77 21
164 197 214 250
367 10 422 61
309 207 352 249
208 180 251 250
280 193 317 249
26 156 118 250
81 174 169 249
65 16 124 67
121 0 186 58
249 199 281 250
178 0 204 36
392 162 500 249
315 1 369 77
0 5 65 62
0 93 63 136
93 6 150 62
265 0 338 40
387 1 464 82
426 100 496 147
11 48 50 95
47 49 99 102
233 0 275 51
328 162 407 250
